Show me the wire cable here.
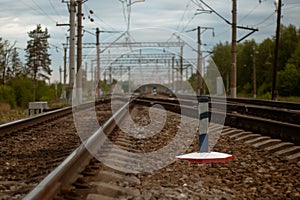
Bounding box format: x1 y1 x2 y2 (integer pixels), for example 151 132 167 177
31 0 57 23
238 3 260 23
48 0 65 23
253 12 275 27
180 14 196 33
175 0 192 32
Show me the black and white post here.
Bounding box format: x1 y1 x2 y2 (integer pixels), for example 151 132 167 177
177 96 233 164
199 97 209 152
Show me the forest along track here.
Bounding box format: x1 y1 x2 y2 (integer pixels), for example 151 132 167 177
0 102 112 200
55 103 300 200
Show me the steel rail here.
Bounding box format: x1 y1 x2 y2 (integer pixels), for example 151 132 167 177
139 96 300 125
0 107 72 136
23 101 129 200
176 94 300 111
134 98 300 145
0 100 110 136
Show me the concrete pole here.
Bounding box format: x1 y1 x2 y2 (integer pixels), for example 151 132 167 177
180 46 183 93
96 28 101 98
76 0 83 103
128 66 131 94
272 0 282 100
59 66 62 84
168 59 170 86
91 62 94 82
63 46 67 100
172 56 175 91
253 48 257 99
197 26 202 96
68 0 76 105
231 0 237 98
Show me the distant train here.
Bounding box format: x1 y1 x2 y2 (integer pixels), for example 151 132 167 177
133 84 175 97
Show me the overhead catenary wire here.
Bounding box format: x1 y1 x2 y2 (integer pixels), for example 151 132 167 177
238 3 261 23
175 0 193 32
191 0 202 7
253 12 275 27
31 0 57 24
19 0 45 17
84 3 119 32
180 14 197 33
48 0 65 23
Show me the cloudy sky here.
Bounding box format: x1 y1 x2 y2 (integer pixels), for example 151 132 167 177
0 0 299 82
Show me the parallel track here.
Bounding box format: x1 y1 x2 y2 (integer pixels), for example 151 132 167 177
136 96 300 145
0 100 112 199
0 100 109 136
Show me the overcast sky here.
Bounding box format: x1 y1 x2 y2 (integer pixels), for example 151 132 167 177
0 0 299 82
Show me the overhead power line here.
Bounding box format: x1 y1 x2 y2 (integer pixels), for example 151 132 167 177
253 12 275 27
176 0 193 32
197 0 258 43
31 0 57 23
238 3 260 23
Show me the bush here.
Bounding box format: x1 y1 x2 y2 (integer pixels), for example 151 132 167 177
258 82 272 96
8 78 34 108
278 64 300 96
0 85 16 108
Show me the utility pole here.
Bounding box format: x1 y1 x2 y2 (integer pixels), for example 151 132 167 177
110 66 113 90
252 48 257 99
180 46 183 93
186 26 213 96
69 0 76 105
63 44 67 100
84 62 88 96
197 26 202 96
96 28 101 98
172 56 175 91
168 59 171 86
272 0 282 100
90 62 94 82
128 66 131 94
59 66 62 84
76 0 83 103
231 0 237 98
57 7 71 102
197 0 258 97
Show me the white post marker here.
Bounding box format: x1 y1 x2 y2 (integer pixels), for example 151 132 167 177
176 96 233 164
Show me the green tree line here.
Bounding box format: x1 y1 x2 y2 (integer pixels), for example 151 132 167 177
0 25 58 109
206 24 300 98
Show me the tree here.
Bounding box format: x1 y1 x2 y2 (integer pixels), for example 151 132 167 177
237 39 257 92
287 40 300 68
6 48 23 80
278 63 300 96
278 24 299 71
25 24 52 100
211 42 231 92
256 38 274 86
0 38 23 84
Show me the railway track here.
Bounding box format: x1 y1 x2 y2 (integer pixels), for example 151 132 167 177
0 100 112 199
137 95 300 145
22 95 300 200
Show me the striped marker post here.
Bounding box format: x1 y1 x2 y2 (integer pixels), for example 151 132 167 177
176 96 233 164
199 97 209 152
